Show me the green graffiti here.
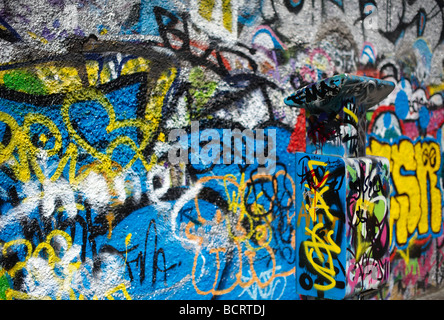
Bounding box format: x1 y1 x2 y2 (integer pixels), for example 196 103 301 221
0 275 10 300
187 67 217 119
3 70 47 95
346 164 358 181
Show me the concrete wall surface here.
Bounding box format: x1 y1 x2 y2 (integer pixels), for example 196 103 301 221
0 0 443 300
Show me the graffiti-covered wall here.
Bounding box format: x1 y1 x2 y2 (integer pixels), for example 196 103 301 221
0 0 443 300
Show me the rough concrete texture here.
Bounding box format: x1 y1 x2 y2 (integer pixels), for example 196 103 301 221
0 0 443 300
414 286 444 300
